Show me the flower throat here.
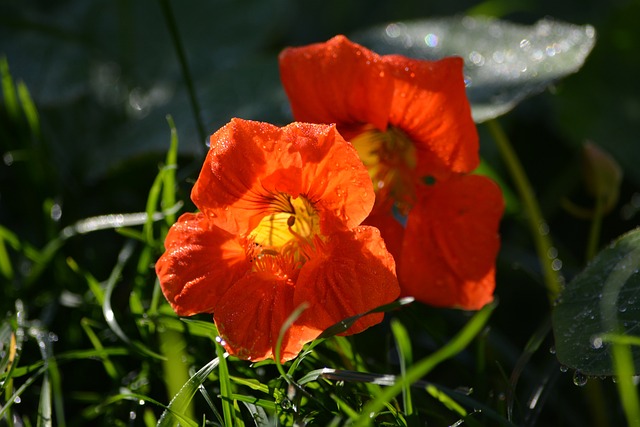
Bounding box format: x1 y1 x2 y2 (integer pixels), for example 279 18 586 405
351 125 417 216
247 193 321 277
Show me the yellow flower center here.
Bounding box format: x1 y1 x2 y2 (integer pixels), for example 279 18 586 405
247 194 321 278
351 125 417 216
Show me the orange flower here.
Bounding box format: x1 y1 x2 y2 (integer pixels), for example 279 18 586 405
155 118 399 362
279 35 504 310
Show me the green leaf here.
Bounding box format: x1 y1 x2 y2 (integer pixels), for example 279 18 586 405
552 227 640 376
353 16 596 122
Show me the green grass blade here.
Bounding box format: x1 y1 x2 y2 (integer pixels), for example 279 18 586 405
158 326 194 422
353 301 497 426
16 80 41 139
37 372 52 427
158 0 206 143
0 56 19 120
391 318 413 416
0 365 48 420
0 231 14 280
102 241 164 359
216 342 236 427
162 115 179 226
156 357 221 427
80 318 119 380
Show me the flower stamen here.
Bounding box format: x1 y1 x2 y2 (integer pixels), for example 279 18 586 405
351 125 417 216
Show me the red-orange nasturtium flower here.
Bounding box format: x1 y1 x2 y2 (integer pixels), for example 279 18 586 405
155 118 400 362
279 35 504 310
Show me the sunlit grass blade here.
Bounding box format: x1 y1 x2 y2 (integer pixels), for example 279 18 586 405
81 392 195 425
0 364 48 420
37 372 52 427
103 241 164 360
0 56 19 120
330 393 358 420
0 232 14 280
237 399 272 426
80 318 119 380
424 384 467 417
162 115 179 227
66 257 104 305
157 357 221 427
230 377 270 395
318 297 414 339
29 325 66 427
506 316 551 421
0 323 16 376
391 318 413 416
352 301 497 426
299 368 516 426
16 80 40 139
216 341 237 427
159 326 194 422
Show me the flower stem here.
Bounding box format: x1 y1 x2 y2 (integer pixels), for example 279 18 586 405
158 0 207 144
486 119 562 302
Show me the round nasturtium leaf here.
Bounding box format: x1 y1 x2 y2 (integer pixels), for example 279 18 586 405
352 16 596 123
552 228 640 376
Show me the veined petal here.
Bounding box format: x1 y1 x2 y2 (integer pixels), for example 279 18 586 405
155 213 250 316
295 226 399 335
279 35 394 132
287 123 375 233
214 273 319 362
192 119 374 235
399 175 504 310
383 55 479 179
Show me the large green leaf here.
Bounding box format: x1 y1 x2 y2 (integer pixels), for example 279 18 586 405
552 227 640 376
352 16 596 122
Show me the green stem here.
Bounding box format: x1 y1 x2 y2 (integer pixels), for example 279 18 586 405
585 195 604 262
158 0 207 144
486 119 562 302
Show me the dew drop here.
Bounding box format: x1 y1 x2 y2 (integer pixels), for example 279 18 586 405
424 33 438 47
129 411 137 420
573 371 588 387
538 221 550 235
14 396 21 404
549 346 556 354
51 203 63 222
591 335 603 350
559 365 569 373
3 152 14 166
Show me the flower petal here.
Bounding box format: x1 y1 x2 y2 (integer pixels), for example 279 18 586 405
384 55 479 178
363 211 405 262
192 119 374 235
399 175 504 310
214 273 319 362
155 213 250 316
279 35 394 132
295 226 399 335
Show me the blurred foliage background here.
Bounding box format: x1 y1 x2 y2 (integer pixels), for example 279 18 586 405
1 0 639 425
